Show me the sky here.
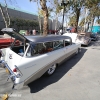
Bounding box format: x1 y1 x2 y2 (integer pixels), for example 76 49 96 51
0 0 71 25
0 0 38 15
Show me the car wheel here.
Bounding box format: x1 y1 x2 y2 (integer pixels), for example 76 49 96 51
75 48 81 54
75 49 78 54
46 64 56 75
78 48 81 52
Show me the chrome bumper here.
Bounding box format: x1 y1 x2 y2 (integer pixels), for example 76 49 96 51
0 60 24 90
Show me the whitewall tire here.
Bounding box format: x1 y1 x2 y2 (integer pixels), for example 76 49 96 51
46 64 56 75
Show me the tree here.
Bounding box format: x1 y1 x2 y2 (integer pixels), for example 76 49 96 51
36 0 42 34
68 15 77 26
85 0 100 31
51 0 63 32
97 19 100 24
79 18 85 27
30 0 49 36
68 0 84 32
0 0 10 28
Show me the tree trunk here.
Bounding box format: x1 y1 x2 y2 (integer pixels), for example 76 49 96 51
36 1 42 35
38 15 42 34
4 0 10 27
76 8 81 33
91 15 95 32
43 10 48 36
40 0 48 36
55 13 58 34
0 4 8 28
84 8 88 32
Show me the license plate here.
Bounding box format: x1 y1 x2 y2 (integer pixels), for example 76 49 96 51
5 68 9 74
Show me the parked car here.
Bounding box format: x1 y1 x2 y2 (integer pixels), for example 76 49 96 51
76 35 91 46
63 32 91 46
63 33 78 43
90 33 98 41
19 30 26 35
75 32 91 46
0 28 81 90
0 34 20 49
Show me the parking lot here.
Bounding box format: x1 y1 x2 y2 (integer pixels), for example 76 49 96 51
0 35 100 100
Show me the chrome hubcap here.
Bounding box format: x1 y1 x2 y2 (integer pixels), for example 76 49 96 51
48 64 56 75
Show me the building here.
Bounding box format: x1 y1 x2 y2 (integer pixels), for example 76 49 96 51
0 3 61 33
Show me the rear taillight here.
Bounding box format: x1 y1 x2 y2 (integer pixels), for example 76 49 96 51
13 65 23 78
13 68 17 72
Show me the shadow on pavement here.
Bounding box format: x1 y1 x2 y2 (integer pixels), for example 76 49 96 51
28 48 87 93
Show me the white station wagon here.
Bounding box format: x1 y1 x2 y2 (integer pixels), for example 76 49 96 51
0 28 81 89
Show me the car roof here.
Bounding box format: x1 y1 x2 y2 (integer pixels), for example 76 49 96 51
1 28 71 43
25 35 71 43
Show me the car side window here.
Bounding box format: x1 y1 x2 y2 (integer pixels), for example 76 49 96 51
26 39 71 57
53 40 64 50
64 39 71 46
44 42 53 52
26 42 53 57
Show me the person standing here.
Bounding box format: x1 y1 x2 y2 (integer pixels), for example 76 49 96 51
29 30 32 35
26 30 30 35
59 29 62 35
33 29 36 35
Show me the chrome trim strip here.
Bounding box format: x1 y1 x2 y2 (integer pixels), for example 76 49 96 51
0 60 17 81
0 60 24 89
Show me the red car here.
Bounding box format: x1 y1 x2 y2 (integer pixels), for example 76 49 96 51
0 35 20 49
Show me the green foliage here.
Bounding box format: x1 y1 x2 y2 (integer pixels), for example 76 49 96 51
79 18 85 26
29 0 100 33
10 17 39 28
68 15 77 26
85 0 100 18
97 19 100 24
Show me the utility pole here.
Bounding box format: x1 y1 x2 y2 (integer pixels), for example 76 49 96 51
61 0 69 35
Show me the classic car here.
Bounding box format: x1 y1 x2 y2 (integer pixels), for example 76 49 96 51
90 33 98 41
0 28 81 90
19 30 27 35
75 32 91 46
63 33 78 43
0 35 20 49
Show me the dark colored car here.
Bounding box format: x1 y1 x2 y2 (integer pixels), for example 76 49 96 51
90 33 98 41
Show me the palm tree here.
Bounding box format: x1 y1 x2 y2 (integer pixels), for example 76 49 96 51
0 4 8 28
68 15 77 26
36 0 42 34
97 19 100 24
68 0 84 32
30 0 49 36
50 0 62 33
85 0 100 31
0 0 11 28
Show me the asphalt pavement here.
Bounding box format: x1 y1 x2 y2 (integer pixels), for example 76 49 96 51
0 35 100 100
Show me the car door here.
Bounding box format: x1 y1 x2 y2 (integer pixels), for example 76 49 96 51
64 38 78 59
